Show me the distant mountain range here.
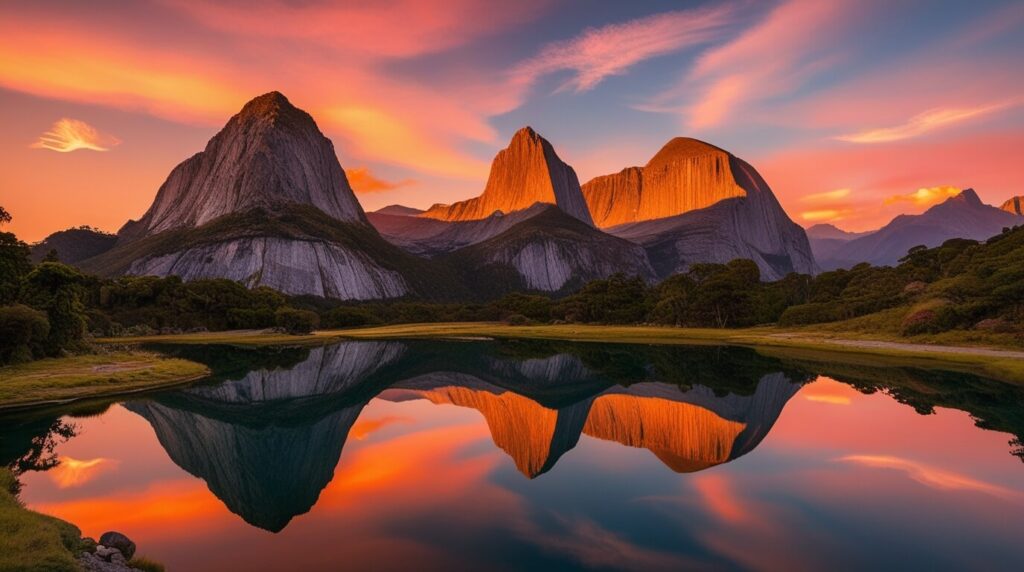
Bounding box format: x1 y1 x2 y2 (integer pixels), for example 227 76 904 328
34 91 1021 298
809 189 1023 269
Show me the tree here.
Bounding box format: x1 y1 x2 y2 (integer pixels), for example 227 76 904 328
0 232 32 305
21 262 88 355
0 205 11 226
275 307 320 334
0 304 50 364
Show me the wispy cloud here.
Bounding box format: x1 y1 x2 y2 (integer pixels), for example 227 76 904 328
644 0 865 130
836 102 1015 143
512 4 735 94
801 209 853 222
883 186 961 207
30 118 120 152
839 455 1023 501
49 456 116 488
346 167 414 194
800 188 851 202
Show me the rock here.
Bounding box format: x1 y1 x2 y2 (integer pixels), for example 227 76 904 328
421 127 594 226
79 551 136 572
99 532 136 559
95 545 116 559
583 137 818 281
119 91 365 240
1001 195 1023 216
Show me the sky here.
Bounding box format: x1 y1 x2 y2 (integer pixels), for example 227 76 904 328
1 0 1022 242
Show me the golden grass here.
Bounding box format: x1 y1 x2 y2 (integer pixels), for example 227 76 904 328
0 352 209 410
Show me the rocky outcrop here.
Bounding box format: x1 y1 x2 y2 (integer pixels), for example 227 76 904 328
125 236 407 300
368 204 549 256
88 92 418 300
119 92 365 239
420 127 593 225
450 206 655 292
824 189 1023 268
1001 196 1023 216
585 138 818 280
582 139 747 228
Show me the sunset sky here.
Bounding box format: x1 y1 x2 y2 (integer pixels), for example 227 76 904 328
2 0 1023 242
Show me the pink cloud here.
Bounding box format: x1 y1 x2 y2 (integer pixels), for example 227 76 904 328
511 4 735 95
646 0 869 130
834 102 1018 143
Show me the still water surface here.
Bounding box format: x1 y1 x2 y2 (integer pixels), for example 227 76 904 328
2 340 1023 571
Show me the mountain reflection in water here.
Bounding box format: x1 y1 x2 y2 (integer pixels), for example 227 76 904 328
116 341 806 531
4 339 1024 571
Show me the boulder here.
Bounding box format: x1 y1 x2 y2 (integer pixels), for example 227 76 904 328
99 531 136 559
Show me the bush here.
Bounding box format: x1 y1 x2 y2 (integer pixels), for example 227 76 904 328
0 304 50 364
503 313 531 326
322 306 382 328
275 307 320 334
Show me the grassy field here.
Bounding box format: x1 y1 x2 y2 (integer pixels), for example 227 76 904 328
97 322 1024 384
0 469 82 571
0 352 209 410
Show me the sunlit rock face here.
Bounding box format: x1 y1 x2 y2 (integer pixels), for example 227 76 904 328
408 377 593 478
584 138 818 280
124 342 403 531
420 127 594 226
124 237 407 300
120 92 365 239
1002 196 1023 215
582 139 747 228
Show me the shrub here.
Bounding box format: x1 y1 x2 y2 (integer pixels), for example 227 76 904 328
322 306 382 328
0 304 50 364
275 307 320 334
503 313 531 326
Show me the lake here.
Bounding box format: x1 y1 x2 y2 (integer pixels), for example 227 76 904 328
2 340 1023 571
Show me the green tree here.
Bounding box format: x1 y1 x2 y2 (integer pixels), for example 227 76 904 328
21 263 89 355
275 307 320 334
0 304 50 364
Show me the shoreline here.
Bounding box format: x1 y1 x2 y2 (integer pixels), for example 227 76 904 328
96 323 1024 384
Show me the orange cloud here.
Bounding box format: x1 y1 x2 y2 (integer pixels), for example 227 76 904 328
346 168 414 195
512 4 734 94
883 186 961 207
30 118 120 152
801 209 853 222
839 455 1024 501
800 188 851 202
349 415 412 440
836 102 1015 143
48 456 116 488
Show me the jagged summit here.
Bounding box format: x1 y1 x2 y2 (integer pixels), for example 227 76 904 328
950 188 982 206
419 126 594 225
119 91 366 241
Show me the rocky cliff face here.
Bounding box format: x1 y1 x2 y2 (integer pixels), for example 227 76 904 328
420 127 593 225
120 92 365 239
449 206 655 292
587 140 818 280
1002 196 1023 216
582 139 747 228
94 92 415 299
824 189 1023 268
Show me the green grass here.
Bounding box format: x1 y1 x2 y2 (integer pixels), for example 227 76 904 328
97 322 1024 385
0 469 83 572
0 352 210 410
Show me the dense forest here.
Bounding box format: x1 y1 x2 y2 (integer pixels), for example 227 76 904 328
1 204 1021 365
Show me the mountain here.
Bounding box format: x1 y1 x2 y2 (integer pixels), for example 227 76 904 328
805 223 874 269
79 92 438 300
420 127 593 225
583 138 817 280
373 204 424 216
1002 196 1023 215
30 226 117 263
447 205 655 293
824 189 1023 268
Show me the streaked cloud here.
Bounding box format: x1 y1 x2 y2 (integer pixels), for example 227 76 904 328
836 102 1015 143
346 168 414 194
30 118 120 152
801 209 853 222
883 186 961 207
800 188 851 202
512 4 735 94
645 0 865 130
839 455 1023 501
